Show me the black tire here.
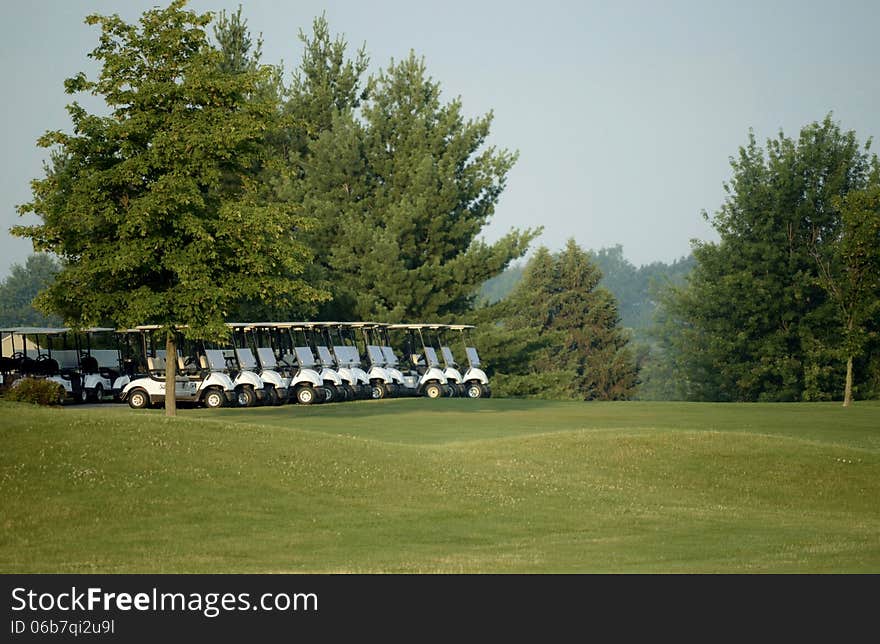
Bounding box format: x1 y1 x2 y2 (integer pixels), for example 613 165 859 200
446 383 457 397
236 386 257 408
77 387 89 404
203 388 225 409
55 384 66 406
424 382 443 399
88 383 104 403
265 385 279 406
465 382 485 399
323 383 338 403
127 388 150 409
371 382 386 399
295 386 317 405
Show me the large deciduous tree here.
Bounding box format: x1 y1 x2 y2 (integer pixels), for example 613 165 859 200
12 0 324 416
653 116 879 402
811 182 880 406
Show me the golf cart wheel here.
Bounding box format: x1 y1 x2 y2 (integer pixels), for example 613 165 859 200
446 384 457 397
371 383 386 399
128 388 151 409
324 383 338 403
466 382 485 399
295 386 316 405
55 384 67 406
88 383 104 403
265 385 279 406
77 388 89 404
424 382 443 399
236 386 257 408
204 389 225 409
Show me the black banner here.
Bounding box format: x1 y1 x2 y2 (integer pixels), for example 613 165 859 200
1 574 870 641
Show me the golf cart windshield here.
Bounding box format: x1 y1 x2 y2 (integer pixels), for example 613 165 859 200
256 347 277 369
235 348 258 370
381 346 399 366
465 347 481 367
366 345 385 366
203 349 227 371
424 346 441 367
316 345 335 366
440 346 456 367
295 346 316 368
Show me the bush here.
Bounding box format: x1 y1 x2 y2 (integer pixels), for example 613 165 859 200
5 378 65 406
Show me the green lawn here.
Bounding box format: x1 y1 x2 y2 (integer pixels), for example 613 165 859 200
1 398 878 573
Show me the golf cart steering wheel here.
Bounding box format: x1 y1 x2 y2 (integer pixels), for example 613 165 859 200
11 351 25 360
36 354 50 361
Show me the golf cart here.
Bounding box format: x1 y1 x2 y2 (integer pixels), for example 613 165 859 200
372 324 419 396
271 323 326 405
439 324 491 398
311 322 372 400
385 324 451 399
284 322 346 403
198 333 268 407
1 326 128 404
342 322 400 399
117 326 236 409
227 323 287 405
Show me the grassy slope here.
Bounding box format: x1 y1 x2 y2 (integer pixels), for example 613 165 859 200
1 399 878 573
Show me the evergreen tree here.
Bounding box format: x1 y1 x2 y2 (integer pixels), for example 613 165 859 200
12 1 325 415
482 240 638 400
286 37 536 321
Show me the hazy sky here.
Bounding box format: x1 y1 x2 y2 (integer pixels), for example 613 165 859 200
2 0 878 277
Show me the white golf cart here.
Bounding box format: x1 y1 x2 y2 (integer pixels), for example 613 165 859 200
271 323 325 405
312 322 372 400
285 323 346 403
2 326 128 404
385 324 451 399
342 322 400 399
118 326 236 409
226 323 287 405
440 324 491 398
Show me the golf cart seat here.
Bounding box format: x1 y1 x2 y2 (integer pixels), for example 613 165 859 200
80 355 99 373
39 357 60 376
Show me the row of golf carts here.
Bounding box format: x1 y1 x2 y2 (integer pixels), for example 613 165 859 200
0 322 490 409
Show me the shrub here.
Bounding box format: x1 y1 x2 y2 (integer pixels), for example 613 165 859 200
5 378 66 406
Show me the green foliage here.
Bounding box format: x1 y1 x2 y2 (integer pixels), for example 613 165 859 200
0 254 62 326
479 240 638 400
282 22 537 321
654 116 880 401
12 1 326 340
4 378 65 406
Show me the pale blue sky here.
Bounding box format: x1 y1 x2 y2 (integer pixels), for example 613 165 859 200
2 0 878 276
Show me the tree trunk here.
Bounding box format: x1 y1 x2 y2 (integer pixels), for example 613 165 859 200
843 355 853 408
165 331 177 417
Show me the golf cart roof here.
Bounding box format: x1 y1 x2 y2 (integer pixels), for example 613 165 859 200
339 321 385 329
445 324 475 331
386 323 446 330
2 326 72 336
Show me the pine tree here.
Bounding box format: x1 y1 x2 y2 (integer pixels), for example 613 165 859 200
484 240 638 400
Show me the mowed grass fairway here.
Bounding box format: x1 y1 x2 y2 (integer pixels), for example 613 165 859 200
1 398 878 573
